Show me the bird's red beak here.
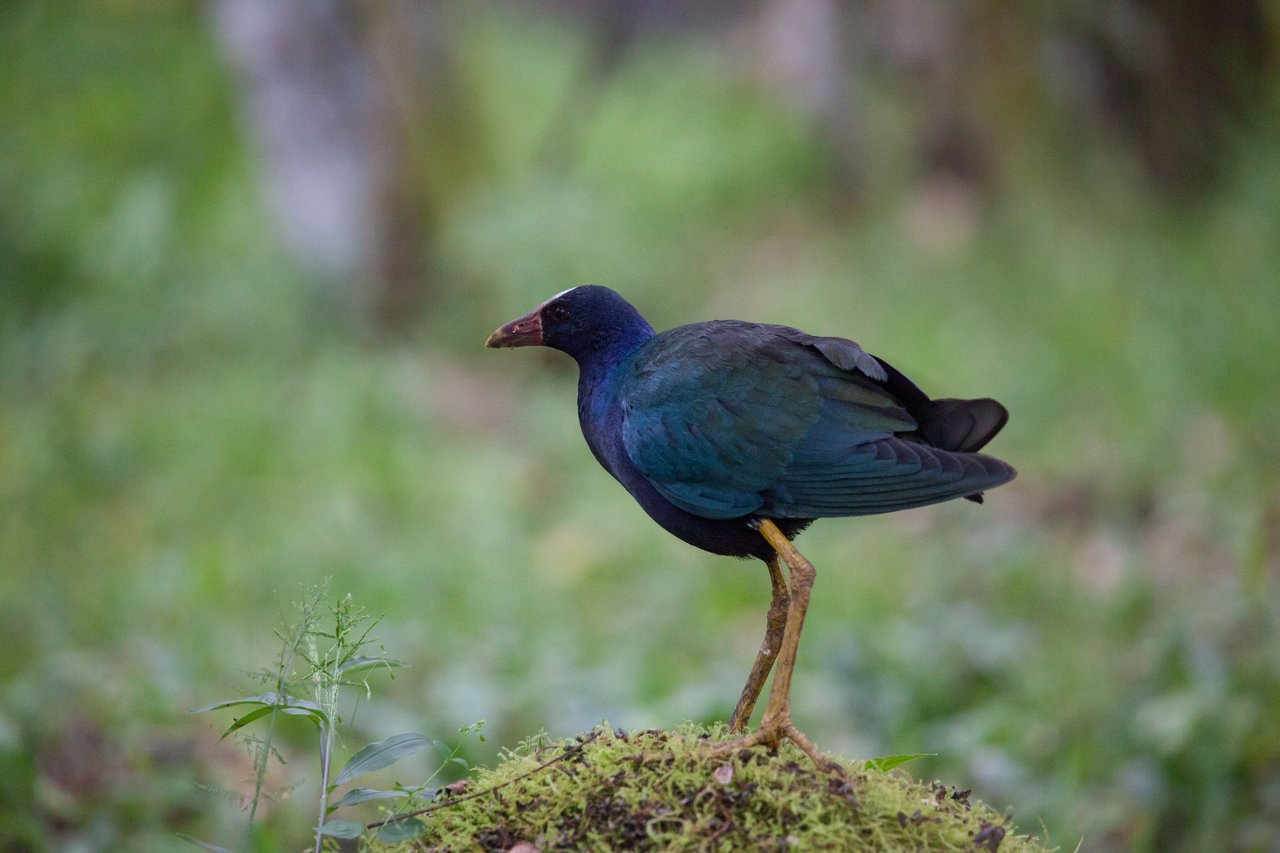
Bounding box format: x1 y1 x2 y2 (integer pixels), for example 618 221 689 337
485 307 544 348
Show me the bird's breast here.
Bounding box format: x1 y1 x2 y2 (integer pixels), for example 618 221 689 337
576 365 628 481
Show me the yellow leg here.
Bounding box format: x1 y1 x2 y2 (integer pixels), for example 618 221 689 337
728 556 789 732
714 519 841 774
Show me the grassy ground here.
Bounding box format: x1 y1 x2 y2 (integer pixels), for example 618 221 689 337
371 725 1049 852
2 5 1279 851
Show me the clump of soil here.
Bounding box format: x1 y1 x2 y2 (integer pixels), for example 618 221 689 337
373 724 1051 851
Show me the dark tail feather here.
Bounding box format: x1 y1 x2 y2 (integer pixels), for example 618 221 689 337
918 397 1011 503
869 356 1012 503
918 397 1009 453
871 357 1009 453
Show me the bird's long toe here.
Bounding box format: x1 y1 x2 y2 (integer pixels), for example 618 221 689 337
708 715 846 778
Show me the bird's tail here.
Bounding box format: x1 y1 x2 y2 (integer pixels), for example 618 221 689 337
917 397 1009 453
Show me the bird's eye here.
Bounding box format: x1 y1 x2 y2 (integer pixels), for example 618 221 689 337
546 304 570 323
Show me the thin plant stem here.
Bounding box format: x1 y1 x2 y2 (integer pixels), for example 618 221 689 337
246 592 323 852
313 718 333 853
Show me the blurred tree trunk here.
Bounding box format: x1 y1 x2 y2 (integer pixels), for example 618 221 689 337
211 0 381 318
358 1 492 330
746 0 865 211
210 0 490 333
1054 0 1275 193
535 0 866 209
210 0 1275 330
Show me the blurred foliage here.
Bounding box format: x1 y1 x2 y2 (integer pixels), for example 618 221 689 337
2 1 1279 851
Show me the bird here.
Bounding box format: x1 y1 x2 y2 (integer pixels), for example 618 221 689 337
486 284 1015 766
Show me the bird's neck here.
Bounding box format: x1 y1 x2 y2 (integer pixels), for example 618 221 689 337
572 323 653 465
574 330 650 408
567 313 655 382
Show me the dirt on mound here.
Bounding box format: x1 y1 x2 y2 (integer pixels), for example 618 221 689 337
369 724 1052 852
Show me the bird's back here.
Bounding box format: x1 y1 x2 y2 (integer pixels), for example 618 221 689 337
615 321 1015 522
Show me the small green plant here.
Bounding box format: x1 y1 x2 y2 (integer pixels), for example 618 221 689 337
186 585 483 851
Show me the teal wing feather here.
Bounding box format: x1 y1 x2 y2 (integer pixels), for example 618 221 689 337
620 322 921 519
765 437 1014 516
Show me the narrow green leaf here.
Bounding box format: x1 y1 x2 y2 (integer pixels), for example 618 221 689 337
318 819 365 839
339 655 404 675
217 705 278 740
327 787 410 811
192 693 330 722
177 834 236 852
192 692 331 739
276 705 330 723
334 733 435 786
864 753 934 772
191 695 266 714
376 817 428 843
220 704 327 741
191 692 316 714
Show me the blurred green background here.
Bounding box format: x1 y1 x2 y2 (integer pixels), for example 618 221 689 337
3 1 1279 850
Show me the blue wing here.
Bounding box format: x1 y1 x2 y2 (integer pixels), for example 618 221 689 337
764 436 1014 516
619 322 1013 520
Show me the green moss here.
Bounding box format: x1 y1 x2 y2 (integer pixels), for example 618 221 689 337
372 724 1051 852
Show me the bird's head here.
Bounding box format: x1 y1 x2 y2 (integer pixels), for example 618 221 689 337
486 285 654 361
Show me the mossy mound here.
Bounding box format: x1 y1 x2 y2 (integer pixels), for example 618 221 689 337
373 724 1050 852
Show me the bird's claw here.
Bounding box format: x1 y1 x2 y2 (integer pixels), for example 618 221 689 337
708 718 848 780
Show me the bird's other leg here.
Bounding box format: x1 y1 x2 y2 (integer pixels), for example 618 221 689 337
713 519 841 773
754 521 815 737
727 556 789 732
